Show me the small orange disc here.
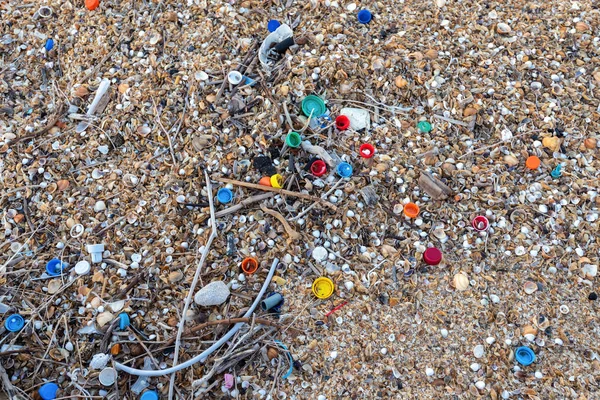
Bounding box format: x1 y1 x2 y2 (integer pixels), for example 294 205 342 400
85 0 100 10
526 155 541 170
403 202 420 218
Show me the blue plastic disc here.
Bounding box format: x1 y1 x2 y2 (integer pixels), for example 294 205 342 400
46 258 66 276
39 382 59 400
45 38 54 52
119 313 130 330
140 390 160 400
4 314 25 332
357 9 372 24
217 188 233 204
515 346 536 366
336 162 353 178
267 20 281 32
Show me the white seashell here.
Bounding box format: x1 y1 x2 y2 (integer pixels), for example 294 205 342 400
523 281 538 294
473 344 485 358
435 0 446 7
344 281 354 291
559 305 569 314
96 311 114 327
94 200 107 212
123 173 139 187
108 300 125 313
137 125 151 136
581 264 597 278
496 22 511 34
91 169 103 179
195 71 209 81
454 273 469 291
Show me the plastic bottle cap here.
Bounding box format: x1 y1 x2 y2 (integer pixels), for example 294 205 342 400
357 9 372 24
285 132 302 148
359 143 375 158
423 248 442 265
99 367 117 386
335 115 350 130
217 188 233 204
336 162 353 178
310 160 327 177
270 174 283 188
87 244 105 263
140 390 160 400
85 0 100 11
301 95 326 118
259 176 272 187
46 259 66 276
267 19 281 32
45 38 54 52
472 216 489 231
227 71 243 85
74 260 91 275
515 346 536 366
417 121 432 133
4 314 25 332
312 277 335 299
403 202 420 218
39 382 59 400
118 313 130 330
241 257 259 274
526 156 541 170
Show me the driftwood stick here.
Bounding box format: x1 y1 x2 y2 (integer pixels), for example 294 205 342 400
214 193 274 218
259 204 301 240
214 177 337 211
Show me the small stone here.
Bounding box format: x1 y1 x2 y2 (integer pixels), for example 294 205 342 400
589 292 598 301
194 281 230 306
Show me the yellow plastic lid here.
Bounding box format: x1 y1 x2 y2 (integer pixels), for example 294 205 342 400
312 277 335 299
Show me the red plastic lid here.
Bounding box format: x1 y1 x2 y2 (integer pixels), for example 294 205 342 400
311 160 327 177
472 216 489 231
335 115 350 130
359 143 375 158
423 247 442 265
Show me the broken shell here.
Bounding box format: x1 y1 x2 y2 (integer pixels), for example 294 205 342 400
424 49 438 60
13 214 24 223
47 279 61 294
453 273 469 291
46 182 58 194
542 136 560 152
57 179 70 191
581 264 597 278
559 305 569 314
168 270 184 283
503 155 519 167
123 174 139 187
74 86 89 97
394 76 408 88
523 325 537 341
523 281 538 295
192 135 217 151
96 311 115 327
136 126 151 137
575 21 590 32
435 0 446 7
496 23 511 34
584 138 597 149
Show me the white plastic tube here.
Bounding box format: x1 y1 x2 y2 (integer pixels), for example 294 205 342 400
114 258 280 377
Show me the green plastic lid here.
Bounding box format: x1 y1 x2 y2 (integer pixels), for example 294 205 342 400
285 132 302 148
301 95 326 117
417 121 432 133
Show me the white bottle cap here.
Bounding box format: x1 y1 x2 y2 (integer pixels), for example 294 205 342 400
98 367 117 386
87 244 105 263
227 71 243 85
74 260 91 275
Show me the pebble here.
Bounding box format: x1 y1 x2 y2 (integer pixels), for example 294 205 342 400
194 281 230 307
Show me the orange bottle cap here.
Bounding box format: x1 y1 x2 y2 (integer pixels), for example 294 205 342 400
403 202 420 218
526 156 541 170
258 176 272 187
241 257 259 274
85 0 100 10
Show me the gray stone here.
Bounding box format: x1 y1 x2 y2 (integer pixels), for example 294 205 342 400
194 281 230 307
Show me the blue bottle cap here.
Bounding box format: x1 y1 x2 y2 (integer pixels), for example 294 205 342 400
515 346 536 366
45 38 54 52
217 188 233 204
336 162 353 178
46 258 66 276
4 314 25 332
267 20 281 32
357 9 372 24
39 382 59 400
119 313 130 330
140 390 160 400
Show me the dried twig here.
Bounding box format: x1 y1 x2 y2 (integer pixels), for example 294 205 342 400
214 177 337 211
0 362 17 400
214 193 274 218
168 170 218 400
291 178 344 221
14 102 68 144
259 204 301 240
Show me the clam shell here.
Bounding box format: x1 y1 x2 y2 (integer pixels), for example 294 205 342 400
47 279 61 294
496 22 511 34
523 281 538 294
96 311 115 327
453 273 469 291
137 125 151 136
46 182 58 194
192 135 216 151
57 179 70 191
123 173 139 187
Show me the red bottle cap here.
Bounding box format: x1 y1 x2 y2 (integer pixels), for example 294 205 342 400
472 216 489 231
423 247 442 265
310 160 327 177
359 143 375 158
335 115 350 130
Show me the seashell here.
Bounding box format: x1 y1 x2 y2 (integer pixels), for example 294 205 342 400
74 86 89 97
581 264 597 278
267 347 279 360
394 76 408 88
192 135 216 151
149 33 162 45
195 71 209 81
46 182 58 194
453 273 469 291
559 305 569 314
584 138 596 149
496 23 511 34
523 325 537 341
463 107 477 117
503 155 518 166
13 214 24 223
473 344 484 358
435 0 446 7
108 300 125 313
91 169 103 180
47 279 61 294
136 125 151 136
96 311 114 327
575 21 590 32
123 173 139 187
168 270 184 283
57 179 70 191
425 49 438 60
118 83 129 94
49 348 66 361
523 281 538 294
542 136 560 152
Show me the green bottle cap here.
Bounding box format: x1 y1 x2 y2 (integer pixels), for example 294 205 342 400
285 132 302 148
301 95 326 117
417 121 432 133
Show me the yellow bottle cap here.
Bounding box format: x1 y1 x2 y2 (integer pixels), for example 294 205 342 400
270 174 283 188
312 277 335 299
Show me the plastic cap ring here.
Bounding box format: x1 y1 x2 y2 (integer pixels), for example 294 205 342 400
403 202 420 218
4 314 25 332
241 257 259 274
357 9 372 24
336 162 353 178
515 346 536 366
217 188 233 204
335 115 350 130
270 174 283 188
359 143 375 158
311 160 327 177
312 277 335 299
526 155 541 170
